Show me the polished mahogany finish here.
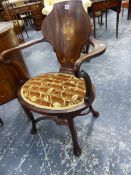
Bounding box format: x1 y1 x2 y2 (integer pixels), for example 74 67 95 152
91 0 121 38
0 1 106 156
41 1 91 72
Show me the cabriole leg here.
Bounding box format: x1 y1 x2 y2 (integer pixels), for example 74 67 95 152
67 118 81 157
89 105 99 117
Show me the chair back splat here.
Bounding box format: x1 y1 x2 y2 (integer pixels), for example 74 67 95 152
42 1 91 73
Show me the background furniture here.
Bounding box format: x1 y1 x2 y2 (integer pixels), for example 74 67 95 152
2 0 28 42
0 1 106 156
121 0 131 19
9 0 34 30
0 22 29 125
42 0 92 15
3 1 44 30
122 0 128 17
91 0 121 38
0 1 4 21
8 0 29 5
128 0 131 19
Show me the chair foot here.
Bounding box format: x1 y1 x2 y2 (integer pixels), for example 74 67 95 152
30 125 37 135
0 118 3 126
89 105 99 117
68 118 82 157
73 145 82 157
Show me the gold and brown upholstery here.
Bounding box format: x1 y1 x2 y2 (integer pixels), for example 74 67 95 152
0 1 106 156
21 73 87 110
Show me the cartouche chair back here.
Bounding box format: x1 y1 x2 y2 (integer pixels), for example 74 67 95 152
42 0 91 71
0 0 106 156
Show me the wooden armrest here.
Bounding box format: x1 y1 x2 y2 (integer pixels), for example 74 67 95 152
74 39 106 73
0 37 46 62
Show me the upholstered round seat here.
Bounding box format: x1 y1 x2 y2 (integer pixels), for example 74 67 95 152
21 73 88 110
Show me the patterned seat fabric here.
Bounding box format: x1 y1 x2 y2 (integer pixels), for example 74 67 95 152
21 73 87 110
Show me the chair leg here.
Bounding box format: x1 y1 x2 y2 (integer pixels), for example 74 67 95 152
67 118 81 156
116 11 119 38
0 117 3 126
100 11 103 25
93 12 96 38
122 7 124 17
105 9 108 30
85 43 90 54
89 105 99 117
98 16 100 24
21 105 37 134
98 11 103 25
28 16 34 29
24 26 29 38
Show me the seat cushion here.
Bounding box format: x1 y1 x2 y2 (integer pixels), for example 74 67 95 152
21 73 87 110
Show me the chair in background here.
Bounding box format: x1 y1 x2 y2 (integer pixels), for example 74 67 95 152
122 0 129 17
2 0 29 42
13 0 34 29
0 2 4 21
0 1 106 156
19 11 34 29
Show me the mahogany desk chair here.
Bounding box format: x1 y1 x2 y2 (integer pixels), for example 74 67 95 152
0 1 106 156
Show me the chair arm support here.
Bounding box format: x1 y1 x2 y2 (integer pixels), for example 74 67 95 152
0 37 46 62
75 69 95 105
74 39 106 105
74 39 106 74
